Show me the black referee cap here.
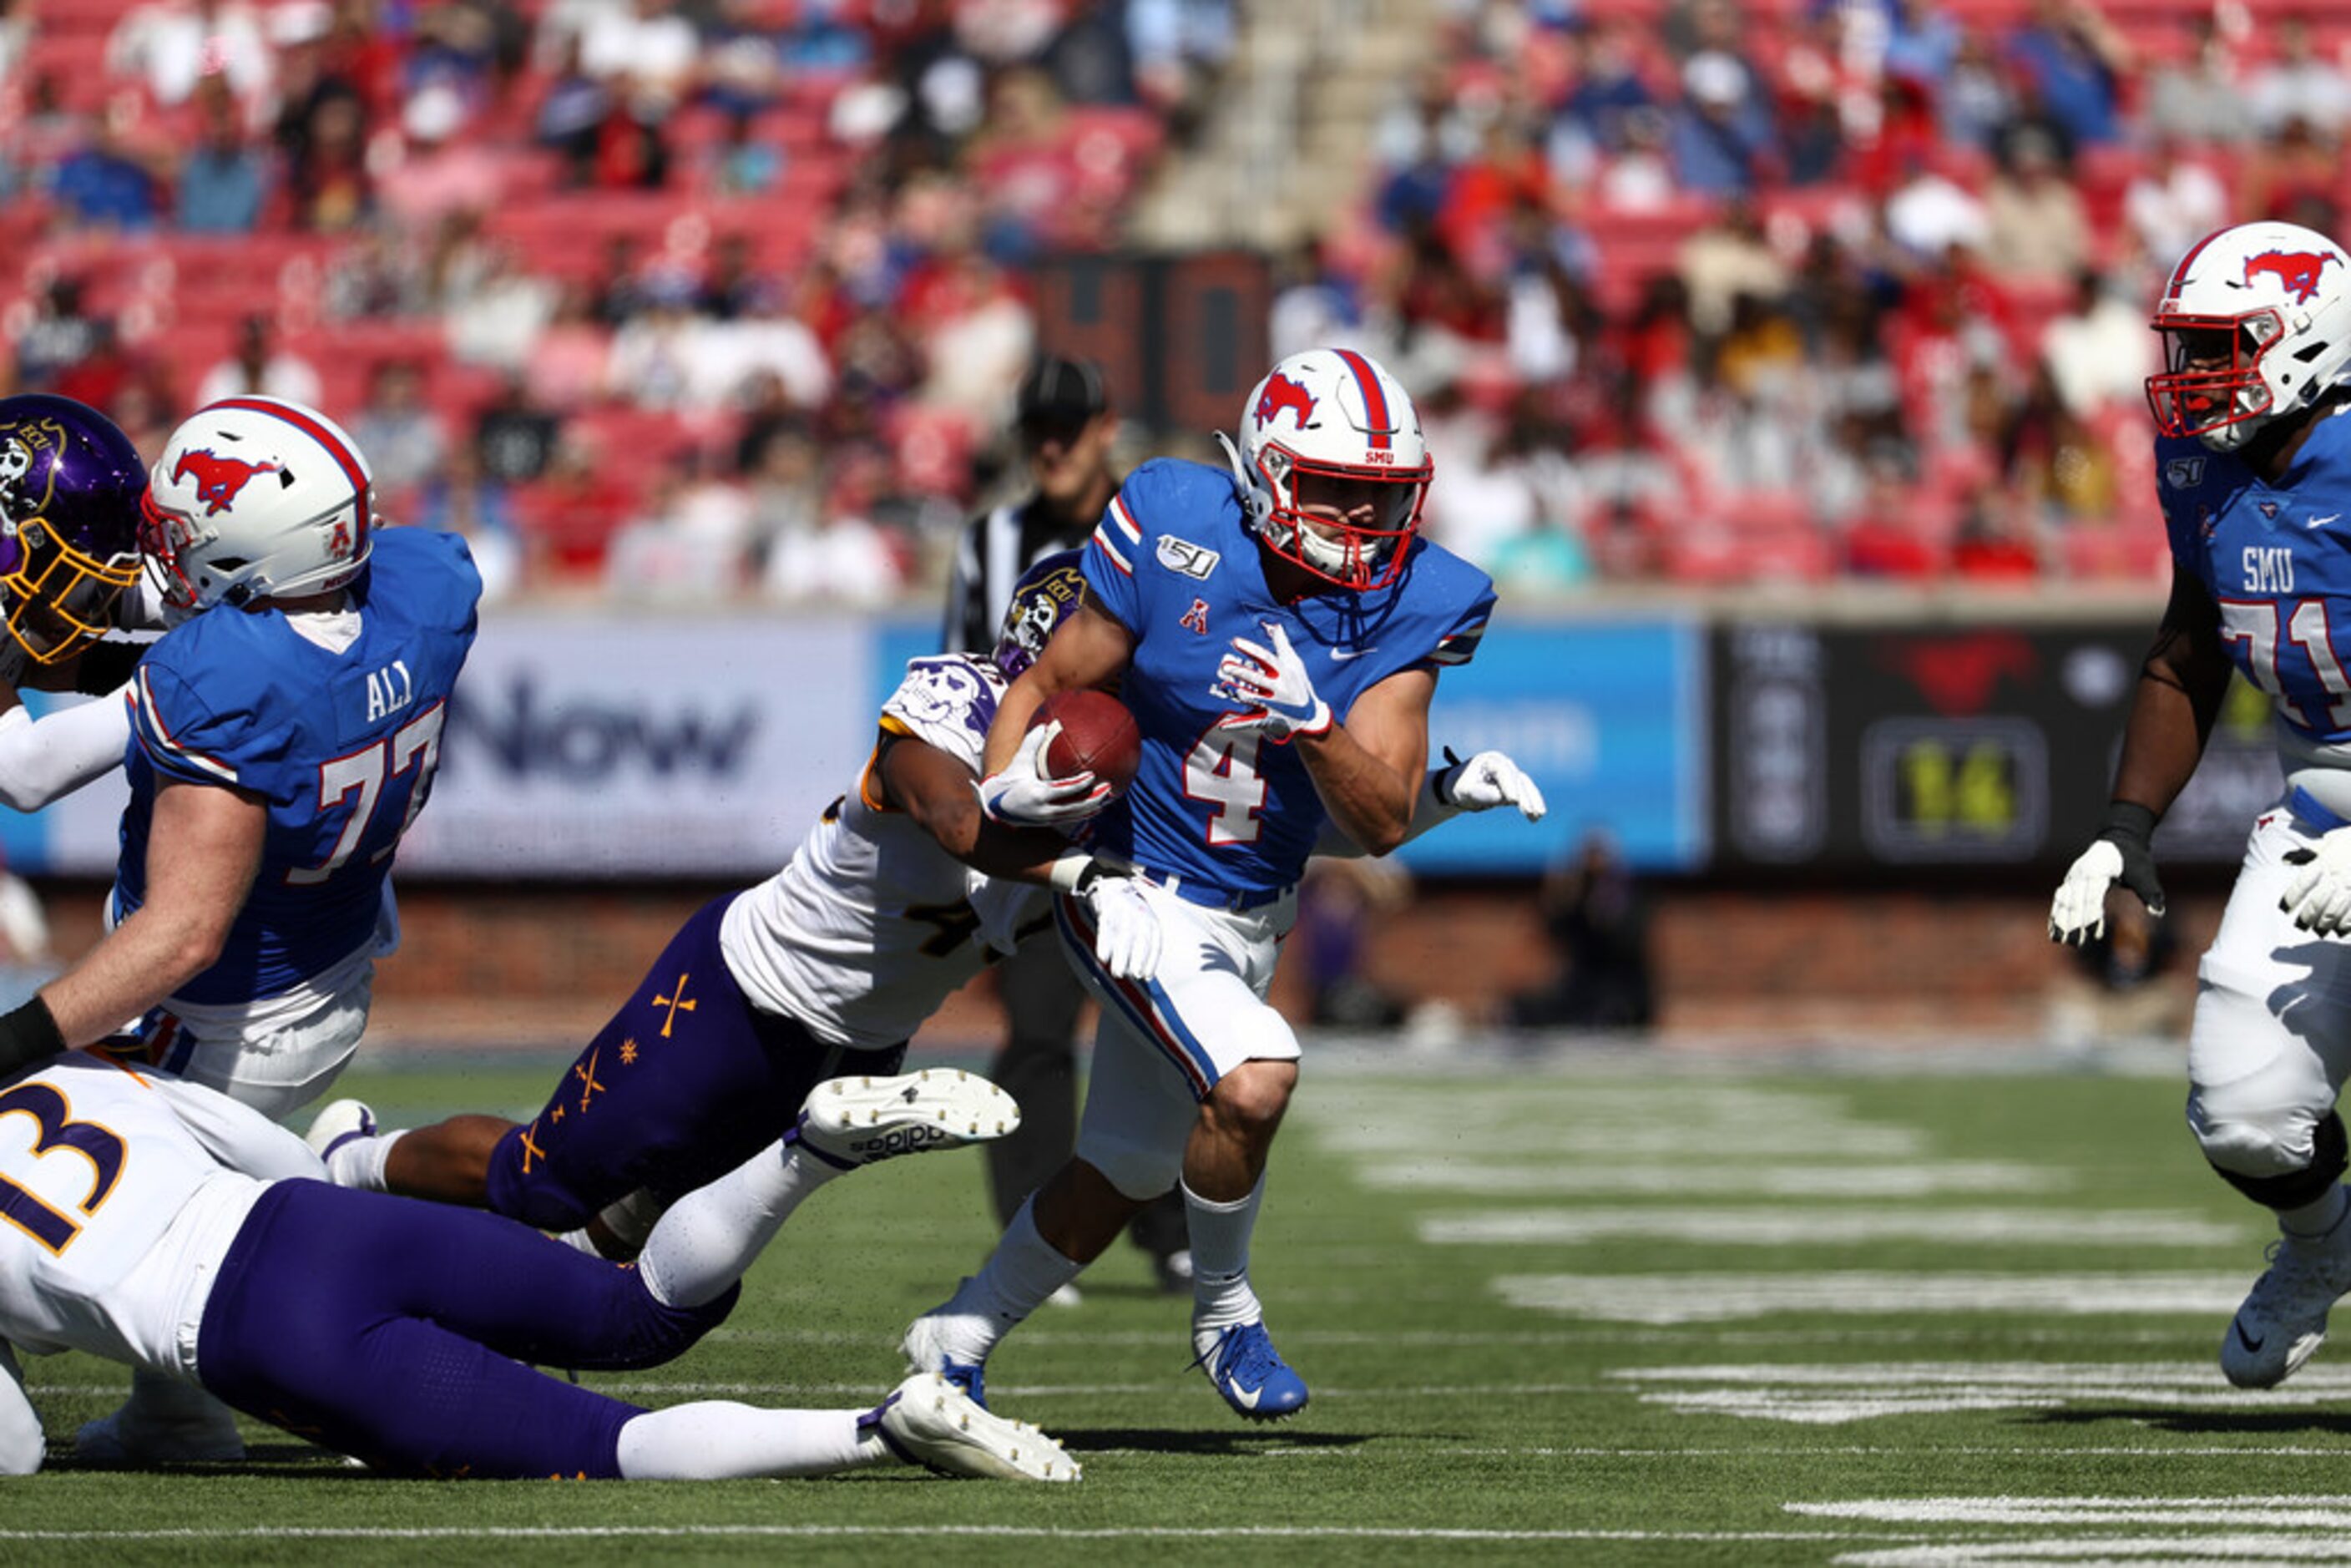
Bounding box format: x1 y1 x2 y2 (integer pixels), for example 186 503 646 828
1016 356 1110 432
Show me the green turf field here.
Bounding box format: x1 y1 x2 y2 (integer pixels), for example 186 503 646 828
9 1049 2348 1565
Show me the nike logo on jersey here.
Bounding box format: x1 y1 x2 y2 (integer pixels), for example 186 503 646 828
2311 513 2343 529
1330 646 1378 661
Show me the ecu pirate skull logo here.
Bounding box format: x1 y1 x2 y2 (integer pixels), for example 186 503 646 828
0 417 66 532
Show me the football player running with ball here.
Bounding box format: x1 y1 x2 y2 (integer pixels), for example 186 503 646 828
2051 220 2351 1391
904 347 1542 1420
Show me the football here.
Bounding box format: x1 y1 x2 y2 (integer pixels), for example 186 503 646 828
1029 689 1142 795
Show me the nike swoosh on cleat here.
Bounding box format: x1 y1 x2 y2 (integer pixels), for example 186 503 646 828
2237 1320 2266 1353
1227 1382 1263 1409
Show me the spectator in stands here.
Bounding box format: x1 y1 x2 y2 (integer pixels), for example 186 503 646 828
742 418 823 575
348 359 451 513
2001 0 2131 150
707 112 785 197
2001 360 2116 528
473 370 561 484
1676 199 1789 343
1511 829 1655 1032
106 0 275 114
2040 266 2150 418
2242 114 2343 235
412 441 523 603
195 314 324 409
379 81 507 227
2122 136 2228 280
446 242 560 372
2249 14 2348 143
286 89 375 231
604 451 756 602
525 281 612 411
577 0 701 114
1934 27 2016 154
13 277 104 394
533 33 611 187
1669 50 1773 197
178 78 270 235
1126 0 1233 139
52 115 163 231
759 448 904 606
2143 13 2254 147
1981 127 2089 283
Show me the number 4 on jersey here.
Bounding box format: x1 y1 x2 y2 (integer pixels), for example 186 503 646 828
1185 724 1267 846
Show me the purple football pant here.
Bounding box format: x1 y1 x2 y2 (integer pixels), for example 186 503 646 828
195 1179 735 1479
483 893 906 1233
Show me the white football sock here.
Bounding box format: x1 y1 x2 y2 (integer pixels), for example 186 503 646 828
2281 1182 2351 1239
616 1404 871 1479
638 1140 842 1309
324 1130 403 1192
929 1196 1081 1363
1183 1175 1266 1335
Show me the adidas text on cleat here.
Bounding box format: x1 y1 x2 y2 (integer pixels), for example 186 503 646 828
1193 1321 1309 1421
790 1070 1020 1171
869 1373 1079 1483
2222 1219 2351 1388
302 1098 377 1163
902 1307 990 1409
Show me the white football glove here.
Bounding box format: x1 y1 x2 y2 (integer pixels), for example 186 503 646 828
1212 621 1332 743
1079 873 1165 982
2283 827 2351 937
974 721 1111 827
2048 824 2166 946
1437 749 1547 821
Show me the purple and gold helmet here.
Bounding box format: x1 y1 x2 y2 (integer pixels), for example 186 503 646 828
990 549 1088 684
0 394 145 669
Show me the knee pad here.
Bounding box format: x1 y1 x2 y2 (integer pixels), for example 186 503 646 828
2202 1107 2350 1210
1074 1124 1183 1202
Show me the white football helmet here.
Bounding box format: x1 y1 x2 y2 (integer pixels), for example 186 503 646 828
140 396 374 611
1217 347 1432 590
2146 220 2351 451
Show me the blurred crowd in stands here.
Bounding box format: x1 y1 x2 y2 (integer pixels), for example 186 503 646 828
0 0 2342 599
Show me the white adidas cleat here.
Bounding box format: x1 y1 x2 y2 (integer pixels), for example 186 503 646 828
2222 1216 2351 1388
872 1373 1078 1483
302 1099 377 1165
791 1070 1019 1171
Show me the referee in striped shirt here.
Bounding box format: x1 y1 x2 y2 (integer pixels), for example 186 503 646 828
941 355 1191 1297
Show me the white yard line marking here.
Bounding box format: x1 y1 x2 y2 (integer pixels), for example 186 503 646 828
1606 1361 2351 1424
0 1526 1910 1545
1793 1497 2351 1527
1369 1161 2062 1196
1424 1209 2239 1247
1496 1272 2248 1324
1839 1538 2351 1565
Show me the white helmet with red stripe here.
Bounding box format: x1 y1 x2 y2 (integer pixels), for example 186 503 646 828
141 396 374 610
1217 346 1432 590
2147 220 2351 451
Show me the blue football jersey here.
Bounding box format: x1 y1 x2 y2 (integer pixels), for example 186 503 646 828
1082 458 1494 896
114 527 483 1004
2161 408 2351 741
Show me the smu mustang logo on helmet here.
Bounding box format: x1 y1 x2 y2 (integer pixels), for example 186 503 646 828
172 448 281 515
2244 249 2340 305
1253 373 1317 433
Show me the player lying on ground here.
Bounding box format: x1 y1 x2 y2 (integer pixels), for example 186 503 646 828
0 1051 1074 1481
311 551 1537 1300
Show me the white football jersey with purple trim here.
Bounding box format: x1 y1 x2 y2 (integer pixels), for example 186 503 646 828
0 1055 317 1377
720 655 1045 1050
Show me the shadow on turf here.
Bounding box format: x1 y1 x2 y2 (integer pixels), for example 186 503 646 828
2034 1407 2351 1438
55 1440 347 1474
1058 1428 1373 1454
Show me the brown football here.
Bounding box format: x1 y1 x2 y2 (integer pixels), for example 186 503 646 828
1029 689 1142 795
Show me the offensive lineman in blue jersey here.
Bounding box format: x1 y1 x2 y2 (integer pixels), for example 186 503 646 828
2050 220 2351 1393
0 395 480 1463
904 347 1535 1420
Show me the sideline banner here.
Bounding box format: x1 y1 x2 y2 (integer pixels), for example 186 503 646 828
25 614 882 879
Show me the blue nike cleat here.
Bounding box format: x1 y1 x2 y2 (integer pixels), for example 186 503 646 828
1192 1321 1309 1421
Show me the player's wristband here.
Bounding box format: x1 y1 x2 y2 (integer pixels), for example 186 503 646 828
2101 801 2159 851
1047 853 1104 896
0 995 65 1079
73 640 145 696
